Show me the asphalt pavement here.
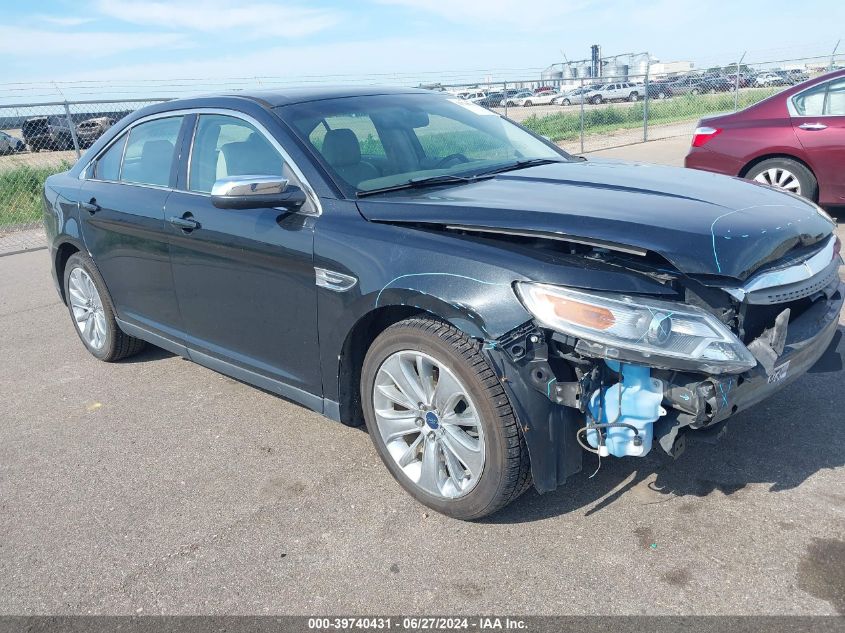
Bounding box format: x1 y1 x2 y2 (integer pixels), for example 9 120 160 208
1 141 844 616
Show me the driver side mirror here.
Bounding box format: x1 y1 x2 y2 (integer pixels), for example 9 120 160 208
210 175 307 211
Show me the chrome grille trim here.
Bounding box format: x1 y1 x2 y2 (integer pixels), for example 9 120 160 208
724 235 839 303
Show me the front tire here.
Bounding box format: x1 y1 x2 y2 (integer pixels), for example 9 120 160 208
628 92 639 102
64 252 146 362
746 158 817 200
361 318 531 520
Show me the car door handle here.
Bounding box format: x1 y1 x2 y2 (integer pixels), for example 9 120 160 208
798 122 827 131
80 199 100 214
168 215 200 231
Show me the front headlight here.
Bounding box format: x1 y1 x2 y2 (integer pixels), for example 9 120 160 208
515 282 757 374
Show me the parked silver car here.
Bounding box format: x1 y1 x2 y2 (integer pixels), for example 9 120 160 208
0 130 25 154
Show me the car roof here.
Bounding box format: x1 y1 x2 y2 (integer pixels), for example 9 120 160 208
211 85 433 107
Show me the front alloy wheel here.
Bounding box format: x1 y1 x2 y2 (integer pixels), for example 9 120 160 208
361 318 531 520
373 350 485 499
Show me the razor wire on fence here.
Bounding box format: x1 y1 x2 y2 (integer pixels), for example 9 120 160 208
1 50 844 252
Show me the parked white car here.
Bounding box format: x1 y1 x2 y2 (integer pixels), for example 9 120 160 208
513 90 559 107
584 82 643 104
552 86 599 106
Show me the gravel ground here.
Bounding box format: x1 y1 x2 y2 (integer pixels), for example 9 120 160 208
0 144 843 617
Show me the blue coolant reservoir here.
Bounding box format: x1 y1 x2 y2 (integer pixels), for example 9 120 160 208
587 361 665 457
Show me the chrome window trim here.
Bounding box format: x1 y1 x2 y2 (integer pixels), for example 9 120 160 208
724 235 838 301
81 107 322 216
787 78 845 118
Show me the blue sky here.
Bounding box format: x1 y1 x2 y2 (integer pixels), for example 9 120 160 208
3 0 844 89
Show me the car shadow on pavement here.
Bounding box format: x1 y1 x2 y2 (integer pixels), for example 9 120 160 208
483 325 845 524
117 345 175 364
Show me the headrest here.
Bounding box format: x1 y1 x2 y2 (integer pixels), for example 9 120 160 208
322 128 361 168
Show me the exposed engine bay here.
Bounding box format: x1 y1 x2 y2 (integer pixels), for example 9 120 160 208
489 233 843 464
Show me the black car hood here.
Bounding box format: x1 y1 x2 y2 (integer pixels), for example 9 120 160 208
356 160 834 280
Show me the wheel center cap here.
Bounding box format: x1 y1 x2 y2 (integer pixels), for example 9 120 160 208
425 411 440 429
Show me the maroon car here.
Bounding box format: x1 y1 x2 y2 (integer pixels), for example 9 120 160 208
685 69 845 206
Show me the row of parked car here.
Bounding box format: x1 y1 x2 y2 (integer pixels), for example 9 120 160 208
455 68 813 108
0 115 116 154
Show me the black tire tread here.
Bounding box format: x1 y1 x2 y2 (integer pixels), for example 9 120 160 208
380 317 532 514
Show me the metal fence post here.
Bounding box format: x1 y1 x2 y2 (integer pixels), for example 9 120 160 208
734 51 746 111
503 81 508 118
63 101 81 158
579 77 585 154
643 62 650 142
831 40 841 71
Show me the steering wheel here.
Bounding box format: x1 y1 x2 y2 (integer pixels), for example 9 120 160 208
434 153 470 169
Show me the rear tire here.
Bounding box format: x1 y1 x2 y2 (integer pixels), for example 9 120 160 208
361 318 531 520
562 99 571 106
591 95 602 105
628 92 639 102
63 252 146 362
745 158 818 200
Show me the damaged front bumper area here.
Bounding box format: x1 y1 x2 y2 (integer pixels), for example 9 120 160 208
485 263 842 494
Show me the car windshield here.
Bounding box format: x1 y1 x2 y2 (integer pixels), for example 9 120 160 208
278 92 567 196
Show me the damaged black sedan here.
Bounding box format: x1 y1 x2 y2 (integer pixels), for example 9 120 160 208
43 88 842 519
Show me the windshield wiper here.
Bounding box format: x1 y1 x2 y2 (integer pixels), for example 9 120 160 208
357 173 493 198
474 157 566 177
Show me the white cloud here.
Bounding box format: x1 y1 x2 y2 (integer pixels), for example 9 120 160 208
0 27 190 59
375 0 587 29
35 16 97 27
95 0 341 38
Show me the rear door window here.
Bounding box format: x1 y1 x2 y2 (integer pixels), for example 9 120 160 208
120 117 183 187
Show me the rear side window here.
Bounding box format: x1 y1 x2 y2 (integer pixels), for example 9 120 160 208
792 83 827 116
826 79 845 115
121 117 183 187
94 135 127 181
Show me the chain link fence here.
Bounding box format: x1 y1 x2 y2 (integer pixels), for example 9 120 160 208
1 52 843 254
0 99 168 254
458 53 843 154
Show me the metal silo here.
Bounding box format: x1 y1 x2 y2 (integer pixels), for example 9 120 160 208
631 53 651 80
602 61 629 82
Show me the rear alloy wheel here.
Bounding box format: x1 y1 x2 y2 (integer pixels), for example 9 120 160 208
628 92 639 102
657 91 667 99
591 95 602 104
64 252 146 362
562 99 571 106
361 318 531 520
746 158 817 199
